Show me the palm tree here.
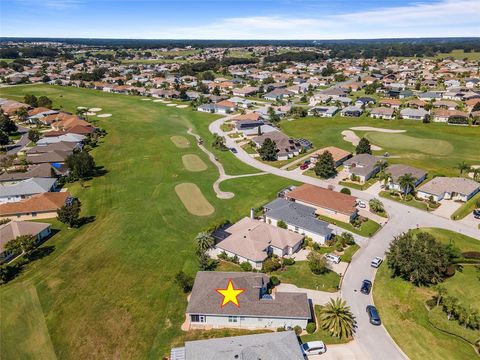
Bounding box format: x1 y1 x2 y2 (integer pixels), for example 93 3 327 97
398 173 417 199
456 161 471 175
433 285 447 307
442 296 458 320
378 170 391 188
195 232 214 255
319 298 356 339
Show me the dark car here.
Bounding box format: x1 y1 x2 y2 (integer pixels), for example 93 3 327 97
366 305 381 325
230 147 238 154
300 163 309 170
360 280 372 295
474 209 480 219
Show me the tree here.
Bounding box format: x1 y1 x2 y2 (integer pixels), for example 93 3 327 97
434 285 447 307
267 107 280 125
368 198 384 214
314 151 337 179
307 251 330 275
355 138 371 155
258 138 277 161
0 130 8 147
4 235 37 259
398 173 417 199
0 113 17 134
57 199 81 228
28 129 40 143
37 96 53 109
378 170 391 188
442 296 458 320
14 107 29 122
198 252 217 271
24 94 38 107
195 232 214 254
340 187 351 195
211 133 228 151
455 161 471 175
174 271 194 293
386 232 451 286
65 151 96 180
319 298 356 339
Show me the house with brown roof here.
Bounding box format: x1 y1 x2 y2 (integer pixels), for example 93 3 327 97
379 99 401 109
185 271 311 330
370 107 395 120
285 184 358 222
0 220 52 263
0 192 72 220
211 217 304 269
386 164 428 192
310 146 352 167
252 131 302 161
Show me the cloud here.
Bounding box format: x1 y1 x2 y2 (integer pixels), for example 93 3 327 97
158 0 480 39
15 0 82 10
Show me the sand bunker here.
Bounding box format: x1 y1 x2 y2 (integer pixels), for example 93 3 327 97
342 130 382 151
176 104 189 108
350 127 406 133
85 112 96 116
170 136 190 148
141 98 151 101
163 101 172 104
89 107 102 112
97 113 112 118
182 154 207 172
175 183 214 216
153 99 164 103
77 106 87 110
167 103 177 107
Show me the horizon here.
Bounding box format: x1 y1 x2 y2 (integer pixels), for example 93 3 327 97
1 0 479 40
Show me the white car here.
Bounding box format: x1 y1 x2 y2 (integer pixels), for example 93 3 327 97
325 253 340 264
357 200 367 208
301 341 326 355
371 256 383 268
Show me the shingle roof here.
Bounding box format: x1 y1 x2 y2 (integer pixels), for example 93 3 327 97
387 164 427 183
186 272 311 319
0 192 71 216
0 178 56 198
418 177 479 197
183 331 304 360
0 221 50 252
0 164 53 182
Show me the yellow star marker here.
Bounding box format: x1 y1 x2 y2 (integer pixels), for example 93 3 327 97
216 279 245 308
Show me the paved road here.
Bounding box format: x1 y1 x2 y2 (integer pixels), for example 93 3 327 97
5 125 29 155
210 115 480 360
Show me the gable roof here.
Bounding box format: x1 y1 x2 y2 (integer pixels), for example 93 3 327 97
0 192 71 216
0 178 56 198
387 164 427 183
0 221 51 252
418 177 479 197
0 164 54 182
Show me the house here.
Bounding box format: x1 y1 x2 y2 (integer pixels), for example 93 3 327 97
343 154 382 183
211 217 304 269
285 184 358 222
370 107 395 120
0 192 72 220
0 164 55 184
400 108 429 121
36 133 85 146
0 178 57 204
0 221 52 263
355 97 376 107
431 109 469 123
307 106 338 117
379 99 401 109
252 131 302 161
215 100 236 112
26 150 71 165
386 164 427 192
263 198 332 244
417 177 480 202
231 112 262 122
310 146 352 167
418 91 442 101
232 86 259 97
263 89 293 101
185 272 311 330
197 103 232 114
170 331 304 360
340 106 363 117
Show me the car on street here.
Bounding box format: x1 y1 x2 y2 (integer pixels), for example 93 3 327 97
325 253 340 264
300 163 309 170
474 208 480 219
366 305 381 325
230 147 237 153
360 279 372 294
301 341 326 356
371 256 383 268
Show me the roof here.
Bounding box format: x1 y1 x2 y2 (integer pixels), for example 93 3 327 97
186 272 310 319
0 178 57 198
0 164 53 182
400 108 428 117
370 107 395 116
418 177 480 197
0 221 51 252
286 184 357 216
387 164 427 183
311 146 352 163
344 154 382 177
0 192 71 216
182 331 304 360
216 217 304 262
264 198 331 237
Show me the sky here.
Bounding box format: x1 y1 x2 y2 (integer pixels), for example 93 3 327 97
1 0 479 40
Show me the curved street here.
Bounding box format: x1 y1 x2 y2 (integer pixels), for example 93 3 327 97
209 115 480 360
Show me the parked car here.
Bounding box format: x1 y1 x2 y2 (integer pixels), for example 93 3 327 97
474 209 480 219
360 279 372 295
371 256 383 268
325 253 340 264
300 163 309 170
357 200 367 208
301 341 326 356
366 305 381 325
230 147 237 153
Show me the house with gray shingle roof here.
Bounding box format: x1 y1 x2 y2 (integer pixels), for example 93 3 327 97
400 108 429 121
0 178 57 204
386 164 428 192
185 272 311 330
171 331 304 360
263 198 332 244
344 154 383 183
417 177 480 202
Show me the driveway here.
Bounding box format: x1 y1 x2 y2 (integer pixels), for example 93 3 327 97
431 199 463 219
308 341 369 360
275 283 339 306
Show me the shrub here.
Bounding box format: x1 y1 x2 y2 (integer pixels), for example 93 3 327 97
335 242 344 252
312 242 321 251
306 322 317 334
307 251 330 275
277 220 288 229
218 251 229 260
340 187 351 195
293 325 302 335
462 251 480 259
282 257 295 266
270 275 281 286
240 261 253 272
276 327 286 332
174 271 194 293
262 257 282 273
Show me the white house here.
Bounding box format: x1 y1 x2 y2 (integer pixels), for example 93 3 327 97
417 177 480 202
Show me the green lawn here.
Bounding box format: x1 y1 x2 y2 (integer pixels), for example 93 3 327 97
373 229 480 360
451 192 480 220
300 305 352 344
0 84 295 359
340 244 360 263
271 261 340 292
379 191 431 212
281 116 480 177
318 215 381 237
339 177 378 191
435 50 480 61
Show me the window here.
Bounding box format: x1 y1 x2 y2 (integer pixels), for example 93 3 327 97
228 316 238 323
191 315 206 323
